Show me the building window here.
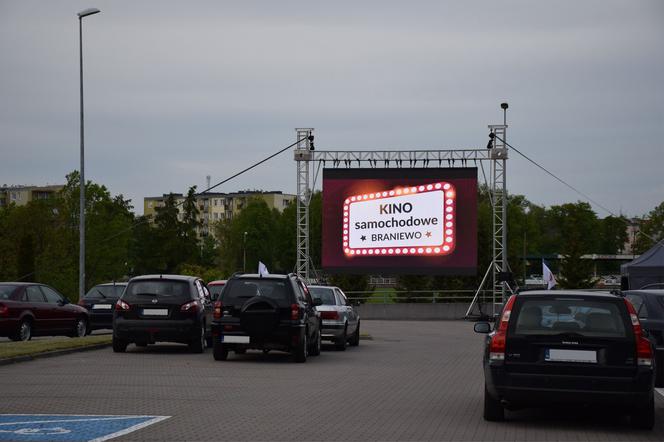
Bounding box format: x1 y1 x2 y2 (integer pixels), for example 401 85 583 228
147 201 153 208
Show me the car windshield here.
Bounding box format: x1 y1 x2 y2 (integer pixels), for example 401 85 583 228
84 284 125 300
309 287 336 305
0 284 18 300
222 279 290 306
513 298 627 338
124 280 189 301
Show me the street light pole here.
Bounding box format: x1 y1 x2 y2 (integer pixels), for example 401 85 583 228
78 7 100 301
243 231 248 272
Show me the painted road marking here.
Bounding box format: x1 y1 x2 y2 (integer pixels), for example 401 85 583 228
0 415 169 442
657 388 663 397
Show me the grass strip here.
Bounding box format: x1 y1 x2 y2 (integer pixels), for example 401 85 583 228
0 335 112 360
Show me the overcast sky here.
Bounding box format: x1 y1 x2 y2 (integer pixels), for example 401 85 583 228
1 1 662 217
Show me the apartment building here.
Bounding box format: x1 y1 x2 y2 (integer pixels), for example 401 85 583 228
143 190 295 237
0 185 64 208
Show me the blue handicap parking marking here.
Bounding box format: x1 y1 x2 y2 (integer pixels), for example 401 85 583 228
0 414 169 442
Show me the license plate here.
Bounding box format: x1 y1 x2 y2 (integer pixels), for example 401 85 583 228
92 304 112 310
142 308 169 316
545 349 597 363
223 335 250 344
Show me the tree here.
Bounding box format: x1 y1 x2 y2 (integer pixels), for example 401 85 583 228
598 216 628 254
634 202 664 254
550 202 600 288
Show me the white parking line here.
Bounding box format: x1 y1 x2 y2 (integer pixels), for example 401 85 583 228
657 388 664 397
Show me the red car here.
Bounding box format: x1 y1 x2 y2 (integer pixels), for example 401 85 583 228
0 282 90 341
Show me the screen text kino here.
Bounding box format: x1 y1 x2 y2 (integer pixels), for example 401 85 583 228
379 203 412 214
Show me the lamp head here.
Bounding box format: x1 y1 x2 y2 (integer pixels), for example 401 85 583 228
500 102 509 110
78 8 101 18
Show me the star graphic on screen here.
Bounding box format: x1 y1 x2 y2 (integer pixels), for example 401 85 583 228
425 231 432 238
360 235 366 241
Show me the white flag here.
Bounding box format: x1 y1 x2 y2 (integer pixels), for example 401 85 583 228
542 261 556 290
258 261 269 277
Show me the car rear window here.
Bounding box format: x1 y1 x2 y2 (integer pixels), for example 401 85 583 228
309 287 336 305
222 279 291 306
513 298 628 338
123 280 190 301
209 284 225 299
0 285 18 300
84 285 126 300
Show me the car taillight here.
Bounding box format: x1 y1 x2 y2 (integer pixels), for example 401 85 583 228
489 295 517 362
213 300 223 319
291 303 300 321
0 303 8 317
180 301 199 313
115 300 130 311
320 311 339 320
624 298 653 366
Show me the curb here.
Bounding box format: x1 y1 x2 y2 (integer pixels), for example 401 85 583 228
0 342 112 366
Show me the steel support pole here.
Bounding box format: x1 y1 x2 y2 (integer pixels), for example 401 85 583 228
78 17 86 301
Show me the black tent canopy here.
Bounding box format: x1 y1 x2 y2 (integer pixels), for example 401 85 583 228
621 240 664 290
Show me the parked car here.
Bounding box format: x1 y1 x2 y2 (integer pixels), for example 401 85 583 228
208 280 227 301
211 273 322 362
0 282 90 341
78 282 127 331
622 289 664 387
474 290 655 429
112 275 212 353
309 285 360 350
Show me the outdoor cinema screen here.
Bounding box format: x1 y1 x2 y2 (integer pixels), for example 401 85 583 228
322 168 477 275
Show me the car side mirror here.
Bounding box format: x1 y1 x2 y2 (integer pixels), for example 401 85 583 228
474 322 491 334
313 298 323 306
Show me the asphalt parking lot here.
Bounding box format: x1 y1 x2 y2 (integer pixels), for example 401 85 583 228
1 320 663 441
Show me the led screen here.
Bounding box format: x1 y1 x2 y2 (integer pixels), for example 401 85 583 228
322 168 477 275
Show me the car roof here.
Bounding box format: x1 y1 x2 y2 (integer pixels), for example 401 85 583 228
93 282 128 286
128 274 197 282
208 280 227 285
232 273 291 280
0 282 45 286
308 285 338 290
516 290 618 299
625 289 664 296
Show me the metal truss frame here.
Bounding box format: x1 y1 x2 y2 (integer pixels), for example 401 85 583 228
294 126 509 313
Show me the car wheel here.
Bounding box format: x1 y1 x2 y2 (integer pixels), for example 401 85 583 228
11 319 32 342
483 384 504 421
189 324 205 354
630 394 654 430
309 325 321 356
71 318 87 338
349 321 360 347
213 339 228 361
112 336 128 353
294 329 308 363
335 325 347 351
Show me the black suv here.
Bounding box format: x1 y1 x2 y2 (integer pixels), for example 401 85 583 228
113 275 212 353
474 290 655 429
210 273 322 362
623 289 664 387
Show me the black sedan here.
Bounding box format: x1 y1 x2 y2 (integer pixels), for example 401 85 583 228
77 282 127 331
